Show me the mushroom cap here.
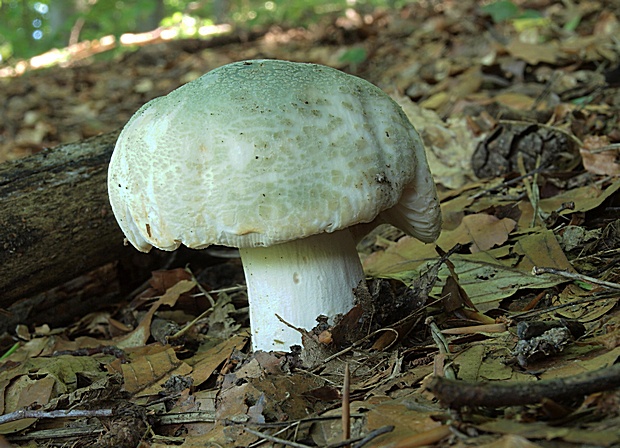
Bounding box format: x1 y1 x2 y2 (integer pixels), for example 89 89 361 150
108 59 441 252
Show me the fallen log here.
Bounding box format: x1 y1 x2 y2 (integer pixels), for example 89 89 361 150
0 131 131 307
0 131 233 331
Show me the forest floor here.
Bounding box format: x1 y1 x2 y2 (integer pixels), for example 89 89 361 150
1 0 620 447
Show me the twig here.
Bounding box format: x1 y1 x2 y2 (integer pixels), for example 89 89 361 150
185 265 215 307
342 363 351 446
192 284 246 296
308 296 444 372
441 323 507 335
351 426 395 448
469 164 547 200
532 266 620 290
426 317 450 355
588 142 620 153
244 428 312 448
0 408 113 425
518 153 543 227
512 293 619 320
309 326 402 372
244 414 364 428
324 425 395 448
251 420 304 448
246 421 392 448
169 304 214 340
429 362 620 408
426 317 456 380
306 245 459 372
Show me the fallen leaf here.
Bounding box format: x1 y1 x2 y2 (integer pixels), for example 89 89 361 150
580 135 620 176
363 394 447 447
189 334 248 387
506 39 560 64
395 95 481 189
478 419 620 446
115 279 197 349
477 434 544 448
553 284 616 322
458 214 517 253
513 229 574 272
0 376 55 434
539 179 620 214
120 345 193 396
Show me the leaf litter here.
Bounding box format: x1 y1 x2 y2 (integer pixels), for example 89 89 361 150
2 0 620 446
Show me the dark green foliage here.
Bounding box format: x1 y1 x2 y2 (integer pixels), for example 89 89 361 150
0 0 412 64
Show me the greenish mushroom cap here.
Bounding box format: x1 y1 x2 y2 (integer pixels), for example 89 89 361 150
108 59 441 252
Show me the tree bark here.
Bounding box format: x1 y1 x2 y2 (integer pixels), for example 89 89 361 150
0 131 130 306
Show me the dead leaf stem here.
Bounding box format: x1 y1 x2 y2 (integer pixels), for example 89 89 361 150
429 362 620 408
244 428 312 448
426 316 457 380
0 408 113 425
532 266 620 290
342 362 351 445
185 265 216 307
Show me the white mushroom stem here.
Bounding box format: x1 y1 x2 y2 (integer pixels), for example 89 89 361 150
239 229 365 352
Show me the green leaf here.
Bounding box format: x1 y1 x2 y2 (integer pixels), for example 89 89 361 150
338 47 367 65
564 15 581 32
481 1 520 23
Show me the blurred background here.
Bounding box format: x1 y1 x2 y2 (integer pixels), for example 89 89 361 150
0 0 404 63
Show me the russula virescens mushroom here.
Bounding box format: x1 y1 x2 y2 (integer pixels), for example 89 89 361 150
108 59 441 351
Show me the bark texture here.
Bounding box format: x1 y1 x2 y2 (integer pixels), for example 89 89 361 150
0 131 128 306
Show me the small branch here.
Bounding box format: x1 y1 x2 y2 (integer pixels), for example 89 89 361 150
518 153 543 227
426 317 457 380
342 363 351 446
169 304 214 340
469 165 547 200
244 414 364 428
512 293 619 320
532 266 620 291
441 323 507 335
429 362 620 408
351 426 395 448
0 408 113 425
185 265 216 307
244 428 312 448
325 426 395 448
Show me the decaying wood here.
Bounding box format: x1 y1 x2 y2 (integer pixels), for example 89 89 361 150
0 131 132 307
429 363 620 408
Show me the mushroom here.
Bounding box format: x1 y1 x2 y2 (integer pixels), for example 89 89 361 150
107 59 441 351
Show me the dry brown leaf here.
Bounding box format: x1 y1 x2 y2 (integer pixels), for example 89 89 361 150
476 434 544 448
394 95 481 189
363 395 447 447
494 92 536 110
579 135 620 176
513 229 573 272
189 334 248 387
115 279 197 349
506 39 560 64
553 284 616 322
451 214 517 253
120 345 192 396
363 213 516 276
478 418 620 445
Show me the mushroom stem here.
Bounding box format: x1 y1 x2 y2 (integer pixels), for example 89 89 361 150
239 229 365 351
